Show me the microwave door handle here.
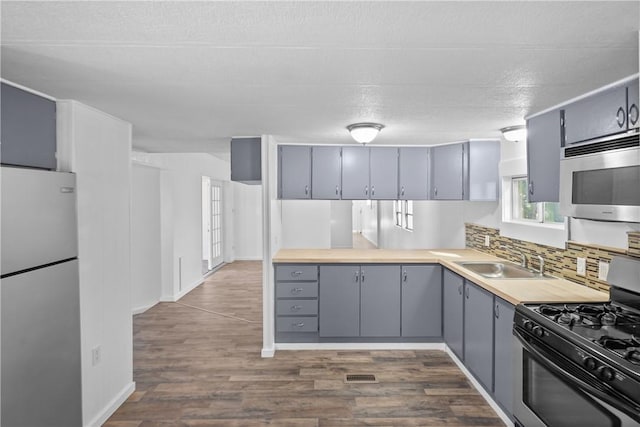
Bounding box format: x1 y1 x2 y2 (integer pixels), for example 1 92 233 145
513 329 640 420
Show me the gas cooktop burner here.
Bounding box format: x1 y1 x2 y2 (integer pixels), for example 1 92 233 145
595 335 640 364
535 303 640 329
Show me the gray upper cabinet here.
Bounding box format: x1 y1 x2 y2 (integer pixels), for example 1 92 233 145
628 80 639 130
401 265 442 337
360 265 401 337
563 84 628 145
494 297 515 418
311 146 342 199
526 110 562 203
399 147 430 200
369 147 399 200
464 280 494 392
279 145 311 199
443 269 464 359
1 83 57 170
319 265 360 337
431 143 466 200
468 140 500 201
341 146 370 200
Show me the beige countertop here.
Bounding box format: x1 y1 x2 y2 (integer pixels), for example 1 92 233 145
272 248 609 306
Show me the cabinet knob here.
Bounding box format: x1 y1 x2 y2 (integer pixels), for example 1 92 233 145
528 181 534 195
495 303 500 318
629 104 639 126
293 322 305 328
458 285 462 295
401 186 405 197
354 271 360 282
465 287 469 299
371 186 375 196
336 185 339 195
304 185 309 195
434 187 438 197
403 271 408 282
616 106 626 128
290 287 302 294
364 185 369 196
291 271 302 277
290 305 302 312
361 272 365 282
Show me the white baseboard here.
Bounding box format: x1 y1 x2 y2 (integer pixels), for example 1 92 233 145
261 347 275 358
84 381 135 427
132 302 157 315
445 346 514 427
275 342 445 351
159 270 218 303
235 256 264 261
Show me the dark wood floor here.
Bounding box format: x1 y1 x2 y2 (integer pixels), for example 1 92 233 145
105 261 505 426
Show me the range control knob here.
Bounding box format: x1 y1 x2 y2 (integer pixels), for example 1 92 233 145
532 326 545 338
523 320 534 331
598 366 615 382
582 357 597 371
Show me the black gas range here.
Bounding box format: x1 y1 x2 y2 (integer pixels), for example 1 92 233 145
513 256 640 427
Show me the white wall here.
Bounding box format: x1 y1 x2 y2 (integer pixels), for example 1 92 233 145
330 200 353 248
57 100 134 427
131 164 161 314
281 200 331 248
233 182 263 259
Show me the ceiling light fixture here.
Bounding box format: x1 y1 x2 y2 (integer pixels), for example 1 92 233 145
347 123 385 144
500 125 527 142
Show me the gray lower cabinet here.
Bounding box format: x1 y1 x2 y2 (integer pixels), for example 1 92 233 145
278 145 311 199
369 147 399 200
311 146 342 199
341 146 370 200
360 265 401 337
319 265 361 336
463 280 494 392
399 147 430 200
493 297 515 417
401 265 442 337
274 264 319 338
443 269 464 359
526 109 562 203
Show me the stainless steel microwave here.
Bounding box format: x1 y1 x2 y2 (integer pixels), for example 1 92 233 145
559 132 640 223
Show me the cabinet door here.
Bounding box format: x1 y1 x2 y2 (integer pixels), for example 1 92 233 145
360 265 400 337
628 80 639 130
341 147 370 200
526 110 562 203
401 265 441 337
493 298 515 417
431 143 464 200
443 269 464 359
563 85 627 145
468 140 499 201
399 147 430 200
1 83 57 170
312 146 342 199
369 147 399 199
319 265 360 337
464 280 494 392
279 146 311 199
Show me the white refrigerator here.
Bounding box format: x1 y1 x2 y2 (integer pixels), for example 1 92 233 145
1 166 82 426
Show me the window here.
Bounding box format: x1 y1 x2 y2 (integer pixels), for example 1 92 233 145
511 177 563 224
394 200 414 231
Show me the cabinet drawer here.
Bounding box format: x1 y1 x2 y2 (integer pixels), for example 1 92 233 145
276 316 318 332
275 265 318 281
276 299 318 316
276 282 318 298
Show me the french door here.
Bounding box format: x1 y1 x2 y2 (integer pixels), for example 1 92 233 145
202 176 224 273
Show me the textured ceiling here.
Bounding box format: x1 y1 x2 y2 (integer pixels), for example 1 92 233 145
1 1 639 156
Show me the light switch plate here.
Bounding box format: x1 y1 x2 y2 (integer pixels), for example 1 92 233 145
484 235 490 247
598 261 609 281
577 257 586 276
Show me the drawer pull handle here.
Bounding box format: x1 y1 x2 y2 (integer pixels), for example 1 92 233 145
291 271 302 277
290 287 303 294
293 322 305 328
290 305 302 312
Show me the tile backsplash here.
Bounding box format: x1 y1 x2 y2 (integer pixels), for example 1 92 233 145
465 223 637 293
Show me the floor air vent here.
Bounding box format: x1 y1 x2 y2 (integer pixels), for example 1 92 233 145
344 374 378 384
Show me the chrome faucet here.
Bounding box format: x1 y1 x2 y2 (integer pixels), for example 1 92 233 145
501 245 527 268
536 255 545 276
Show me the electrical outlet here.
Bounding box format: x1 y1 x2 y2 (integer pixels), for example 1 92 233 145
484 235 490 247
576 257 586 276
598 261 609 281
92 345 102 366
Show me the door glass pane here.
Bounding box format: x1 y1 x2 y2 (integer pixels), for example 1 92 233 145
523 353 618 427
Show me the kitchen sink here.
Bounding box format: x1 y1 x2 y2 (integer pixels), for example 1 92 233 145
456 261 555 280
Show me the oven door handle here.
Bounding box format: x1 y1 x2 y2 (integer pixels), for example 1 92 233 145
514 328 640 421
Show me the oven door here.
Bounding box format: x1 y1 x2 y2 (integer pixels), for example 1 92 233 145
513 329 640 427
559 146 640 223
